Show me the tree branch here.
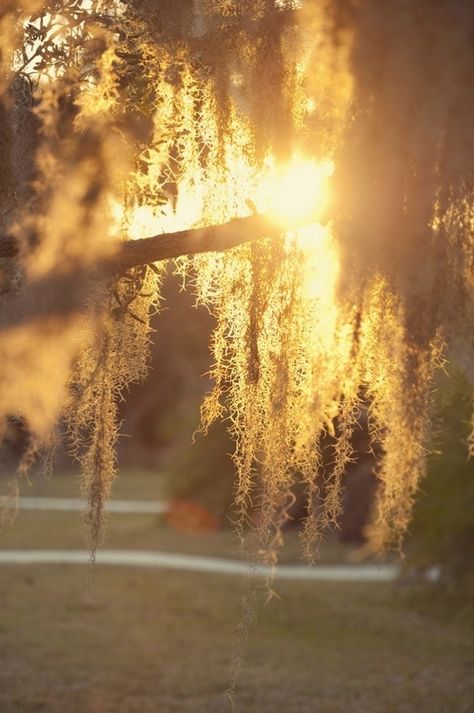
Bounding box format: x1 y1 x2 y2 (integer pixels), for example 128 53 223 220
0 212 289 266
1 210 323 331
110 212 286 272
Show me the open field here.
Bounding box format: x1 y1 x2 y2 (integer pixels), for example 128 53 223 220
1 469 473 712
0 566 473 713
1 469 358 564
0 509 363 565
6 469 168 501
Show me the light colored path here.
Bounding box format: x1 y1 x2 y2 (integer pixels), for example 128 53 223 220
19 497 169 514
0 549 399 582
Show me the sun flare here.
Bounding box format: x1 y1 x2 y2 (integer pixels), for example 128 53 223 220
264 156 334 229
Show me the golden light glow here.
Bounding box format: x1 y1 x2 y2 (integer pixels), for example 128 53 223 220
114 153 334 244
264 156 334 229
305 97 316 114
111 179 205 241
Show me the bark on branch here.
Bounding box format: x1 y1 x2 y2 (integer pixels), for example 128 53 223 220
0 212 290 266
110 212 286 272
1 210 322 331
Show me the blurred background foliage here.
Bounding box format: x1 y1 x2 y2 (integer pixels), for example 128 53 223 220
404 370 473 587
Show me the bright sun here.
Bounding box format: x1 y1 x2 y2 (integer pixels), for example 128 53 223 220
116 154 335 242
264 156 334 229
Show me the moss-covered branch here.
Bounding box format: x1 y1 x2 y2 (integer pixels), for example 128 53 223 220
0 211 312 266
0 211 323 330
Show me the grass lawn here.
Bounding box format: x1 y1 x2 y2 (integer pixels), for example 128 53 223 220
0 508 360 564
1 468 356 563
1 469 473 711
11 468 168 501
0 566 472 713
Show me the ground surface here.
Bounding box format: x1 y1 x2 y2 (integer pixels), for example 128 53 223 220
1 470 355 564
1 567 473 713
1 470 473 712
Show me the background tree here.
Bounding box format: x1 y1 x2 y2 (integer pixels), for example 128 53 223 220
0 0 473 563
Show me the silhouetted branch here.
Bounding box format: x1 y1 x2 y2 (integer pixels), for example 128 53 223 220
1 210 326 331
110 212 286 271
0 211 294 265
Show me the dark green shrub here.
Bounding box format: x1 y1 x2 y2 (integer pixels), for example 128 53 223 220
405 372 474 587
